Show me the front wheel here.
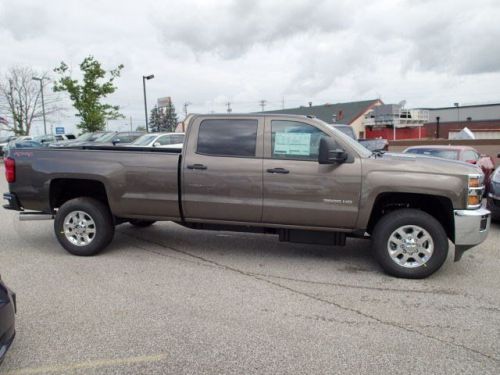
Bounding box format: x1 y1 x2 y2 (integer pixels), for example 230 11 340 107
371 209 448 279
54 197 115 256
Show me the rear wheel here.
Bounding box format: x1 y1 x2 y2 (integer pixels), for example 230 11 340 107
54 197 114 256
129 219 156 227
372 209 448 278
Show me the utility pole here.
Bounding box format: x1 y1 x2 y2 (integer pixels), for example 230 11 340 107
259 100 267 112
226 102 232 113
183 102 191 118
129 116 133 131
282 96 285 109
142 74 154 133
32 77 47 135
454 102 460 123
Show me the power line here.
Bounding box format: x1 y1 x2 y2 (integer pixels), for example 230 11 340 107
259 100 267 112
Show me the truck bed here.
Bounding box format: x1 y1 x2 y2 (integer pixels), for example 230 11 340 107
8 147 183 220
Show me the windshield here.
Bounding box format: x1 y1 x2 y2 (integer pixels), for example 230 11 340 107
94 132 117 142
316 119 372 157
328 125 356 140
405 148 459 160
132 134 157 146
76 132 95 141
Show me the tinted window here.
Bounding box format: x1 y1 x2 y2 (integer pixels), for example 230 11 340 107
197 119 258 157
66 134 76 140
271 120 327 161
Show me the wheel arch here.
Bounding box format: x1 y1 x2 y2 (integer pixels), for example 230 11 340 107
49 178 110 211
366 192 455 242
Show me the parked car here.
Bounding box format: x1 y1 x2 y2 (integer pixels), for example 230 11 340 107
125 132 185 148
0 273 16 365
88 131 144 146
328 124 388 152
0 136 17 157
487 167 500 221
3 114 491 279
403 145 495 191
49 131 109 148
32 134 75 146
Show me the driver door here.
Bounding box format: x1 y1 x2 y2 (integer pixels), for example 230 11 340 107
262 118 361 229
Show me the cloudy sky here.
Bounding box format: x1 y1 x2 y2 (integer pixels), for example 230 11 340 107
1 0 500 134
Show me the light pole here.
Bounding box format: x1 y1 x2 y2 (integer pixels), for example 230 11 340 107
143 74 154 132
454 102 460 124
32 77 47 135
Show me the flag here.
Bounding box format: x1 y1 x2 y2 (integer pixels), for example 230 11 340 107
0 116 8 125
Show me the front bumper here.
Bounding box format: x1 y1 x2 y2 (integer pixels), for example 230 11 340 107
453 208 491 261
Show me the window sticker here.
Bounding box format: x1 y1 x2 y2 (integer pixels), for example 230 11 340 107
274 133 311 156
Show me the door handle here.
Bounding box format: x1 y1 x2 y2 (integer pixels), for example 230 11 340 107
266 168 289 174
187 164 208 170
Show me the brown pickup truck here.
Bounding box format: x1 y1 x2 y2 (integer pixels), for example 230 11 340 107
3 114 491 278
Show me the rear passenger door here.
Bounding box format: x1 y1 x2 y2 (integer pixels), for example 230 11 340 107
182 117 264 223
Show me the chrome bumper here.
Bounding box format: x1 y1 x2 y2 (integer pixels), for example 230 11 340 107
453 208 490 261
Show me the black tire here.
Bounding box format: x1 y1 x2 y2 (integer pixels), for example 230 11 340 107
54 197 114 256
371 209 448 279
129 219 156 227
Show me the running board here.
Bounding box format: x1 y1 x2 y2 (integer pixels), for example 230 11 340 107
19 212 54 221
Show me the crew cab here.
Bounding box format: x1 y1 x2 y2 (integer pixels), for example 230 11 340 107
3 114 491 278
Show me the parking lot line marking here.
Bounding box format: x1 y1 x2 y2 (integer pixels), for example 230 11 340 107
4 353 167 375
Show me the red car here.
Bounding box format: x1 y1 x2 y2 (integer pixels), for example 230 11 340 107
403 145 495 190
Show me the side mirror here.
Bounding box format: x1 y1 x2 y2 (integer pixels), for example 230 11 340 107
112 139 121 146
153 142 161 147
466 160 477 165
318 137 348 164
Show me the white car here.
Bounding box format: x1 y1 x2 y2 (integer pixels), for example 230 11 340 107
127 132 185 148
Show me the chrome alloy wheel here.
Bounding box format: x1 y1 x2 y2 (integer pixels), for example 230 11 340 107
63 210 97 246
387 225 434 268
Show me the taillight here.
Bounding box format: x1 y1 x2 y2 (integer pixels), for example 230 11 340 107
5 157 15 183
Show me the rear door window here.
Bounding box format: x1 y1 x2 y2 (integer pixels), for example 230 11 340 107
197 119 258 157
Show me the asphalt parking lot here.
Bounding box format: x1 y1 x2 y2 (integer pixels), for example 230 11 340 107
0 166 499 375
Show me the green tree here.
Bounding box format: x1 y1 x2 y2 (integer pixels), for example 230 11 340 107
53 56 124 132
164 101 178 132
149 105 162 133
149 102 178 132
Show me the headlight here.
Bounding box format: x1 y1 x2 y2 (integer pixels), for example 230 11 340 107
467 174 484 209
493 168 500 183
